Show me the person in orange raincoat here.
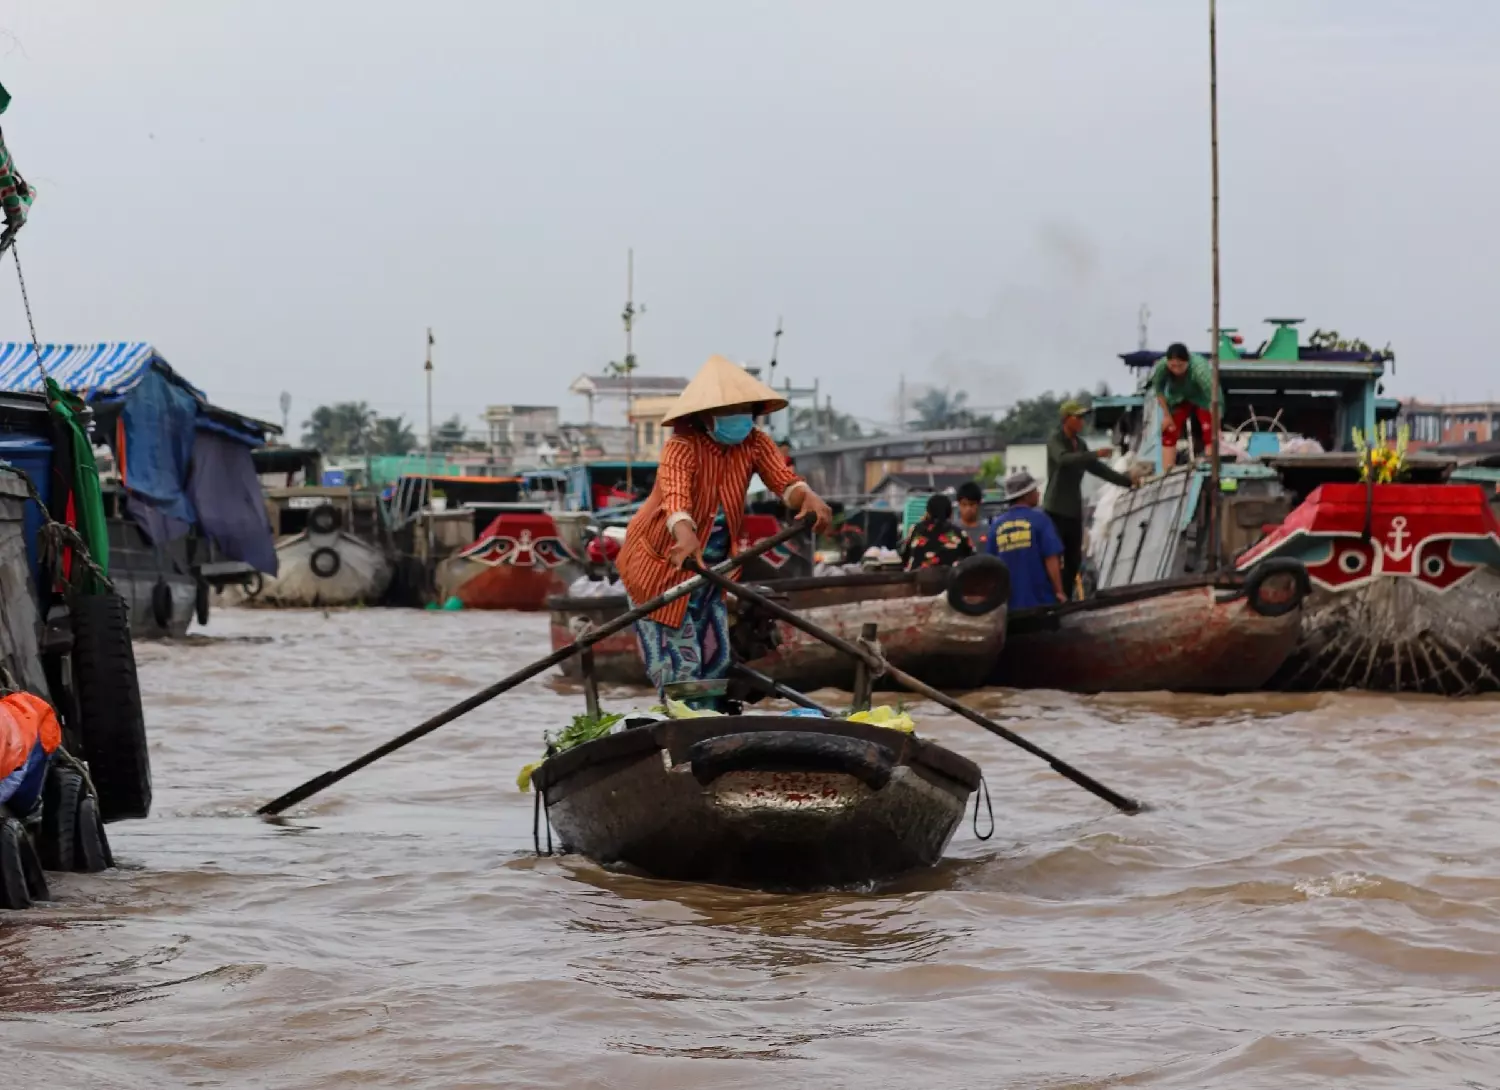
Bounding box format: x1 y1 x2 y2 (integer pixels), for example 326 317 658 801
0 692 61 816
615 356 833 701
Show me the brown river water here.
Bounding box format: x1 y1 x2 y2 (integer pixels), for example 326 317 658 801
3 608 1499 1088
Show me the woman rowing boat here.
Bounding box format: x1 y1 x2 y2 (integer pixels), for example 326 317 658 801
616 355 833 700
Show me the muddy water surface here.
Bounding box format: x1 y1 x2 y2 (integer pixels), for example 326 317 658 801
3 608 1498 1088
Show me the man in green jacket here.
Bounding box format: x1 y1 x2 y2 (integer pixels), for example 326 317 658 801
1044 400 1136 599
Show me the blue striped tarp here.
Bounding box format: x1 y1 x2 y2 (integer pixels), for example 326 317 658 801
0 342 205 400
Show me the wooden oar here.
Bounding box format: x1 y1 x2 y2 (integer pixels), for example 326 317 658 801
728 662 836 716
257 515 816 816
688 561 1146 815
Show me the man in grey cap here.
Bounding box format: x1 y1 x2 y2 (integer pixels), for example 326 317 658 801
984 468 1066 608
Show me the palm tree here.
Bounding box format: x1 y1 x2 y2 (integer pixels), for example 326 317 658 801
912 387 971 430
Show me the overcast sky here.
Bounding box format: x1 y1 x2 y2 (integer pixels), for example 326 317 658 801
0 0 1496 436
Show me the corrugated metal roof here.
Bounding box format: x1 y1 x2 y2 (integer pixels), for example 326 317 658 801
0 342 206 399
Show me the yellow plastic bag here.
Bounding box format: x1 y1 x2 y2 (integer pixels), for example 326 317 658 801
656 699 723 720
846 705 916 734
516 760 543 793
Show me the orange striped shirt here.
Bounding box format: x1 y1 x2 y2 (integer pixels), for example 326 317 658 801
617 427 804 626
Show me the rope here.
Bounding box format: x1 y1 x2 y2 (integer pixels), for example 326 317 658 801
971 774 994 841
532 780 553 856
0 461 114 594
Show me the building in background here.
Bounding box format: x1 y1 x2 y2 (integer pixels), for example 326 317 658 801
627 394 678 458
1394 400 1500 449
568 374 688 425
483 405 562 466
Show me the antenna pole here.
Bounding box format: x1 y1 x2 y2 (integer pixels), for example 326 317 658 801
1207 0 1224 570
623 249 636 494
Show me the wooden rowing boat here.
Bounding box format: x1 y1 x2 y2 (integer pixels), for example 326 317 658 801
532 714 980 889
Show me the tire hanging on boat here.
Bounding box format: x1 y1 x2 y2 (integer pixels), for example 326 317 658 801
38 762 81 871
74 792 110 873
1242 557 1311 619
308 504 341 535
0 817 33 909
945 554 1011 617
195 578 211 627
150 578 174 631
71 593 152 822
309 546 342 579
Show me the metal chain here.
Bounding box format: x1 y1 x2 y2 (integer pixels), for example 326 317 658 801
11 244 47 382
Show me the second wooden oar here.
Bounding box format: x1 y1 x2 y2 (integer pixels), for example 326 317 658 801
688 560 1146 815
257 515 815 816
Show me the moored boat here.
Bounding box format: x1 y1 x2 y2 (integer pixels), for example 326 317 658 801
227 451 394 607
995 567 1308 694
433 509 584 610
1089 318 1500 694
548 561 1009 690
531 713 980 889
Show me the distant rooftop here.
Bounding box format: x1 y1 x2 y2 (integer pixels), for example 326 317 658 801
569 373 689 397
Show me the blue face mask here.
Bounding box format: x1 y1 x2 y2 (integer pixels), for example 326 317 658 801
710 413 754 445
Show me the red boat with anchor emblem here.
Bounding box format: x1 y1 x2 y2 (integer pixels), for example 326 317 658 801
433 511 584 611
1086 318 1500 695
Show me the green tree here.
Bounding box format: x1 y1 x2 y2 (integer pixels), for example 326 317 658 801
432 413 468 452
992 386 1107 444
912 387 973 430
792 404 864 442
976 454 1004 488
369 415 418 456
301 401 377 455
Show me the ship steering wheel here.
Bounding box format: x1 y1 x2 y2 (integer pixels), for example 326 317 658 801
1229 411 1291 446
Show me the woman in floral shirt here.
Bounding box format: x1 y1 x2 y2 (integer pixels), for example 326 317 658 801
901 493 974 571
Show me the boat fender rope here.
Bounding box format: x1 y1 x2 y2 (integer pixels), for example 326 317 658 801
532 780 553 857
971 774 994 841
856 632 887 678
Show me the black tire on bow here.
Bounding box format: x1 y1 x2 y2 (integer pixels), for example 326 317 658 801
244 571 264 599
74 793 110 873
0 817 33 909
307 504 341 535
71 592 153 823
946 554 1012 617
309 546 342 580
195 578 211 627
1243 557 1311 618
39 763 82 871
150 578 174 631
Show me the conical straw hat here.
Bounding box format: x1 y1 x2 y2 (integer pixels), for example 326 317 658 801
660 355 788 423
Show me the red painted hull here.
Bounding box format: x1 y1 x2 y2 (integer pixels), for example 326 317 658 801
1238 483 1500 693
454 563 572 611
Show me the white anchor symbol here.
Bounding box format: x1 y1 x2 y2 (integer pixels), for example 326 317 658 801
1385 516 1413 562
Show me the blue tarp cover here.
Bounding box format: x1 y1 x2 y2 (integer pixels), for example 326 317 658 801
187 429 278 575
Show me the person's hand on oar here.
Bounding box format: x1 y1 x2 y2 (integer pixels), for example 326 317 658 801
668 520 703 570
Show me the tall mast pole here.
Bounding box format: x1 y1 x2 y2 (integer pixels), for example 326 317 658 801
1207 0 1224 569
623 249 635 494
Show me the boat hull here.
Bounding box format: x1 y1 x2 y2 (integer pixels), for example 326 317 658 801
547 571 1006 691
1239 483 1500 694
1269 573 1500 695
995 581 1302 693
432 511 583 610
534 716 979 889
226 531 392 608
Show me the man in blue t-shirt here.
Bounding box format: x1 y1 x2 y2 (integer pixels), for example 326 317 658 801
984 469 1066 609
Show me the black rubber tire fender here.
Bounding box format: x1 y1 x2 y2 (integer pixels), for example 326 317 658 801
686 730 896 790
71 592 153 823
150 578 174 631
75 793 110 873
946 554 1012 617
195 578 211 627
307 504 341 535
18 823 48 901
1243 556 1311 618
39 763 83 871
309 546 342 580
0 817 33 909
244 571 265 599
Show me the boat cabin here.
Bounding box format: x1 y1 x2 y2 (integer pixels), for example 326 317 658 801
1085 319 1461 590
563 461 658 514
